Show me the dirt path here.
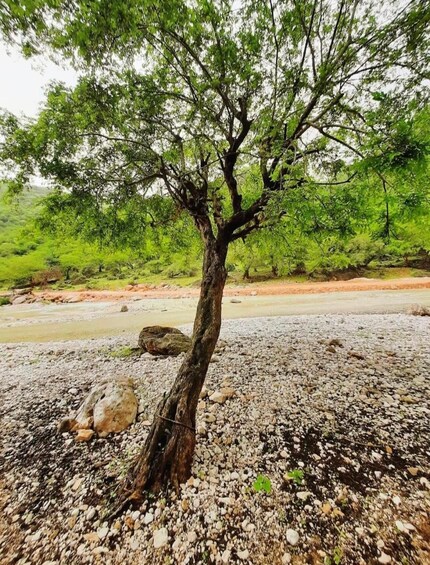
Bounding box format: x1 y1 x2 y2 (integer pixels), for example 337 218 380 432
30 276 430 303
1 287 429 343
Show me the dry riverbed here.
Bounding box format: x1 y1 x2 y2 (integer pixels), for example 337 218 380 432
1 314 429 564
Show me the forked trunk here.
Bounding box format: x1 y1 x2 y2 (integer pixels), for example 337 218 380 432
119 237 228 504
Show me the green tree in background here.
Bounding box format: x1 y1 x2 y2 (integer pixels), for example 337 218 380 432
0 0 429 506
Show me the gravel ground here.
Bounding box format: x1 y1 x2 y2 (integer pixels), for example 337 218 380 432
0 314 429 565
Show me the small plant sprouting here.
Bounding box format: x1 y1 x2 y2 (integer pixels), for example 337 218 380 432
109 346 135 358
253 474 272 494
285 469 304 485
324 547 343 565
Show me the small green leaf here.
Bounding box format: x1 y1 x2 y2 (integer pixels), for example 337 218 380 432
253 474 272 494
286 469 304 485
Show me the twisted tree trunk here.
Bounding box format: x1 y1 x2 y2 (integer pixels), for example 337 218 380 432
121 234 228 503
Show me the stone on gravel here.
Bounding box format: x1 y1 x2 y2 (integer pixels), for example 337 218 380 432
378 552 392 564
120 305 128 312
153 528 168 549
93 382 138 437
138 326 191 356
12 295 30 305
59 378 137 437
146 333 191 356
75 429 95 442
209 391 228 404
408 304 430 316
220 386 235 398
286 529 299 546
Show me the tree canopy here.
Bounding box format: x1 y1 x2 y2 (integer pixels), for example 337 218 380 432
1 0 429 247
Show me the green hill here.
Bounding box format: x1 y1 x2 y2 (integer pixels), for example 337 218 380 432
0 177 429 291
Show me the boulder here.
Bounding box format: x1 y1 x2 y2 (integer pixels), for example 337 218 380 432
93 382 138 437
58 378 138 437
138 326 191 356
408 304 430 317
13 295 29 305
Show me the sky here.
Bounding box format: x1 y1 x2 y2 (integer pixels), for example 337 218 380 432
0 45 76 117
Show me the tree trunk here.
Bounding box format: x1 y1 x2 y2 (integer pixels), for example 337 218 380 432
243 266 250 280
120 237 228 504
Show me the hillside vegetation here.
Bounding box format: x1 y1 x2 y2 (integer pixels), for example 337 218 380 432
1 165 429 292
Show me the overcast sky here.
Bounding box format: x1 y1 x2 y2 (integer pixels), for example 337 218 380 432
0 46 76 117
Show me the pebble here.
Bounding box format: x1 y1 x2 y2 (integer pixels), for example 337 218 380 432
1 313 428 565
286 529 299 546
86 507 96 521
153 528 168 549
97 527 109 540
209 391 228 404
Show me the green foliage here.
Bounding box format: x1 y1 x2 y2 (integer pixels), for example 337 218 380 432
253 474 272 494
324 546 343 565
285 469 304 486
0 1 429 289
108 346 136 358
0 296 10 306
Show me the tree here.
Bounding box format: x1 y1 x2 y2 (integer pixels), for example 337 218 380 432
1 0 429 506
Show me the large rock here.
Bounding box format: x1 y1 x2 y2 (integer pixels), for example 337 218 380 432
138 326 191 356
13 295 30 305
408 304 430 317
93 382 138 437
58 378 138 437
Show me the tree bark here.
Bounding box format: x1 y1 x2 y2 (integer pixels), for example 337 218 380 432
120 235 228 504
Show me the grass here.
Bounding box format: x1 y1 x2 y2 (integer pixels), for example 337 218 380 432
107 346 137 358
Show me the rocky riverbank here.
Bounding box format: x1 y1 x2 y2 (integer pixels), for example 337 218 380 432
1 314 429 564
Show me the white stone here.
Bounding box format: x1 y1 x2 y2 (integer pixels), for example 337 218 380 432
395 520 405 532
296 491 312 501
209 391 228 404
86 507 96 521
286 529 299 546
97 527 109 540
378 553 392 564
143 512 154 525
153 528 168 549
237 549 249 560
221 549 231 563
187 531 197 543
